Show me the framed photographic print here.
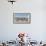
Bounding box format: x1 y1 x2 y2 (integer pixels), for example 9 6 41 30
13 13 31 24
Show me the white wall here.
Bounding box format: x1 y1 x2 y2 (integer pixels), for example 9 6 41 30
0 0 46 41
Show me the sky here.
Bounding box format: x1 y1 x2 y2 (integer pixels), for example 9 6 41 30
13 13 31 17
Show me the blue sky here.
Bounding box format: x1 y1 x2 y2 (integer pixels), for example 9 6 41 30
13 13 31 17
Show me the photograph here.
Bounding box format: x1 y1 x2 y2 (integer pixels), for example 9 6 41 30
0 0 46 46
13 13 31 24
